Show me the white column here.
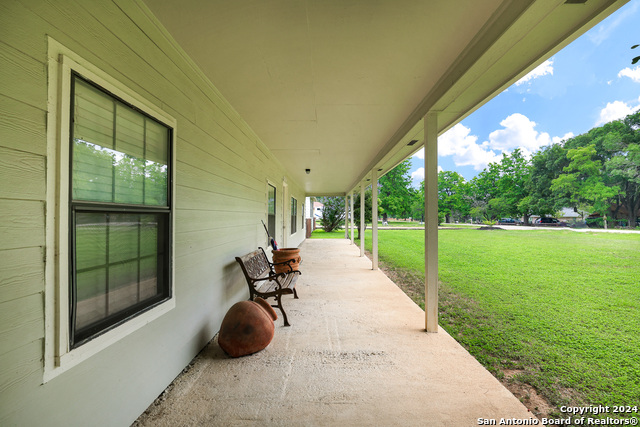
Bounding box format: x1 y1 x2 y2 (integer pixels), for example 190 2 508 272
344 195 349 239
360 182 365 257
372 169 378 270
350 192 355 244
424 111 438 333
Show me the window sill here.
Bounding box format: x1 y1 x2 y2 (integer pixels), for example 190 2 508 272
43 297 175 383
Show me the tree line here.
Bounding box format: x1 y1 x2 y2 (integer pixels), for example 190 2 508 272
320 111 640 230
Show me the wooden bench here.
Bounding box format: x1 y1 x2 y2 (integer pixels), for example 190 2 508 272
235 247 301 326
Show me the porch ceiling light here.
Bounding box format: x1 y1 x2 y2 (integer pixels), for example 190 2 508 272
305 168 310 174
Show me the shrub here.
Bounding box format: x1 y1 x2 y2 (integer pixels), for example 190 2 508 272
318 196 345 233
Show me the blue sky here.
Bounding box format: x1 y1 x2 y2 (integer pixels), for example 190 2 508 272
409 0 640 186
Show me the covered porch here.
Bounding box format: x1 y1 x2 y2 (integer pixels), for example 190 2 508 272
136 239 531 426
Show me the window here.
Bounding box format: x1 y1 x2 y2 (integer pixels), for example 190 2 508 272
291 197 297 233
69 75 172 348
267 184 276 239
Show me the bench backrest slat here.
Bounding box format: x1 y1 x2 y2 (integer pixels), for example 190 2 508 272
236 248 270 280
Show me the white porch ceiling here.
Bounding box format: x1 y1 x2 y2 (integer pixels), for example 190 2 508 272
142 0 627 195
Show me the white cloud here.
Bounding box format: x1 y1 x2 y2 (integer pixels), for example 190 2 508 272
411 167 424 181
438 123 501 171
411 115 575 175
553 132 574 144
410 166 442 185
486 113 554 157
618 66 640 83
595 99 640 126
515 60 554 86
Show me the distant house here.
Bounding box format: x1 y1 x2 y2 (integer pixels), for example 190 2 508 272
558 207 586 222
314 201 324 219
531 207 585 224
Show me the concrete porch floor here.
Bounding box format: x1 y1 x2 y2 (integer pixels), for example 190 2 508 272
135 239 532 426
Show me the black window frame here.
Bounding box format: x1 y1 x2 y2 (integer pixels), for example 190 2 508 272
68 73 173 348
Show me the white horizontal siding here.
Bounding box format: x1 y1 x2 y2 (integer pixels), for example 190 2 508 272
0 0 307 426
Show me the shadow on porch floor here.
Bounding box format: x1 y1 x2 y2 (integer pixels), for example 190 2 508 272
135 239 531 426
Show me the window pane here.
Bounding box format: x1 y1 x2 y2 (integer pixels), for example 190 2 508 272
108 260 139 315
73 211 168 341
140 215 159 257
114 105 145 204
144 120 169 206
74 79 114 150
72 76 169 206
76 268 107 330
75 212 107 270
109 214 139 263
268 185 275 215
72 140 116 202
75 212 109 331
145 119 169 165
115 105 145 159
291 198 297 232
140 257 159 300
268 185 276 238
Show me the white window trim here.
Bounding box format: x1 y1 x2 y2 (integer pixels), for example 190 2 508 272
44 38 176 382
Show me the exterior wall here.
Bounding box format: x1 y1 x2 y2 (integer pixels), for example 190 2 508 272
0 0 305 425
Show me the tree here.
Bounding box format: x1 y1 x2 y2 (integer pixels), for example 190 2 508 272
544 112 640 228
317 196 345 232
468 163 501 221
494 149 533 224
527 143 569 217
378 159 415 220
410 181 425 223
551 144 619 221
603 113 640 227
438 171 469 223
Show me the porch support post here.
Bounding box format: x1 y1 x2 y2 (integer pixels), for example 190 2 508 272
360 182 365 257
372 169 379 270
424 111 438 332
344 195 349 239
350 192 355 244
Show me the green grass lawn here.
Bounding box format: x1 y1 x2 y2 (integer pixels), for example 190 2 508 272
309 228 348 239
357 228 640 419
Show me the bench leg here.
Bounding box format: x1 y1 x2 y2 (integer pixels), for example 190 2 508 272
273 293 290 327
293 287 299 299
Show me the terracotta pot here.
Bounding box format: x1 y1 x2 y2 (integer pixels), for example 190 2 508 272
272 247 301 274
218 297 277 357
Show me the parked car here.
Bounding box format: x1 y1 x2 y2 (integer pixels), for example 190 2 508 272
497 218 523 225
534 217 567 227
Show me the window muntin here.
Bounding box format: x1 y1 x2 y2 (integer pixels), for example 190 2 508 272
291 197 297 233
70 74 172 348
267 184 276 238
